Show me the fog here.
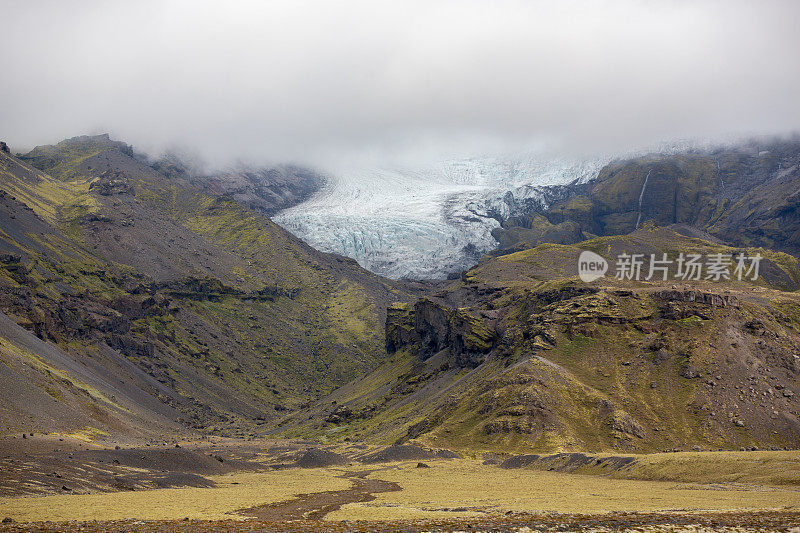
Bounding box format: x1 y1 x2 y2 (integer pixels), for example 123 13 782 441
2 0 799 167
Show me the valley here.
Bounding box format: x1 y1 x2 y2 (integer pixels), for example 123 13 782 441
2 135 800 531
3 1 799 529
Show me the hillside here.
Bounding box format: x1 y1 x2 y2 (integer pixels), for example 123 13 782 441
3 134 800 454
493 138 800 256
0 135 404 438
279 225 800 453
149 153 326 217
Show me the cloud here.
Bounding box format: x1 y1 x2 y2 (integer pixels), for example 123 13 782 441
2 0 799 166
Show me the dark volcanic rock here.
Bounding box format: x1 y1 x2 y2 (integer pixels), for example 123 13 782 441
681 364 702 379
501 453 637 472
89 170 133 196
450 307 496 367
152 472 215 489
386 298 496 367
492 138 800 259
414 298 452 358
435 449 461 459
386 303 417 354
294 449 348 468
499 454 541 469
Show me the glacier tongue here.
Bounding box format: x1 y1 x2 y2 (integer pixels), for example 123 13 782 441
273 156 605 279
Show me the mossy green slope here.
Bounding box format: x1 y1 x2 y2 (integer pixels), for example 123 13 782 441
280 226 800 453
0 135 405 436
495 139 800 257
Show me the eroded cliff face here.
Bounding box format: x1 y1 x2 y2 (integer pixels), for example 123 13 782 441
493 138 800 258
368 279 800 452
386 298 497 368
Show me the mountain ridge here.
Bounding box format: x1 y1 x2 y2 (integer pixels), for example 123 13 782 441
0 134 408 438
492 137 800 259
2 133 800 456
277 225 800 453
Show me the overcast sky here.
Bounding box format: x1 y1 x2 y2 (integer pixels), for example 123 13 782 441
2 0 799 167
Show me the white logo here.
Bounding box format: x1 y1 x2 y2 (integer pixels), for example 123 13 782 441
578 250 608 282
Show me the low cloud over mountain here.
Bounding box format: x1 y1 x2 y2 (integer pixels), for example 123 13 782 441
2 0 799 167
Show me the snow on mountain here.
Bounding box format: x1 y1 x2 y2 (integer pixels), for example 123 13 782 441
274 156 606 279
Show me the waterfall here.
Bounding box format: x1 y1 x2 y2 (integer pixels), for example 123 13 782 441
634 169 651 230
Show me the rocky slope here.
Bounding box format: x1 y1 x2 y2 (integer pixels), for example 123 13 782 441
493 138 800 257
0 135 405 437
4 133 800 455
150 154 326 217
279 225 800 453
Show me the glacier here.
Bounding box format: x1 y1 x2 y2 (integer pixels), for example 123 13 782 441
273 155 606 279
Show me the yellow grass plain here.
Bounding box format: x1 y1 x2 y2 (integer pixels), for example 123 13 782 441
326 459 800 521
3 454 800 523
0 469 348 522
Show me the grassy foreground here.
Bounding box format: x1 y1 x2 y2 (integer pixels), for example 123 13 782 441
606 450 800 486
2 453 800 524
0 469 348 522
326 458 800 521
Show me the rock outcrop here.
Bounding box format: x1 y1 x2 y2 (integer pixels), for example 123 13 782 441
89 170 133 196
386 298 496 367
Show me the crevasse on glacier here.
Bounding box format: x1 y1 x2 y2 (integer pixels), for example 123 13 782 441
274 156 606 280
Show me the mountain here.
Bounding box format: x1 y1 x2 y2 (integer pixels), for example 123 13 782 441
493 138 800 257
151 154 327 217
0 134 404 438
273 138 800 282
3 133 800 455
0 190 184 440
278 225 800 453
